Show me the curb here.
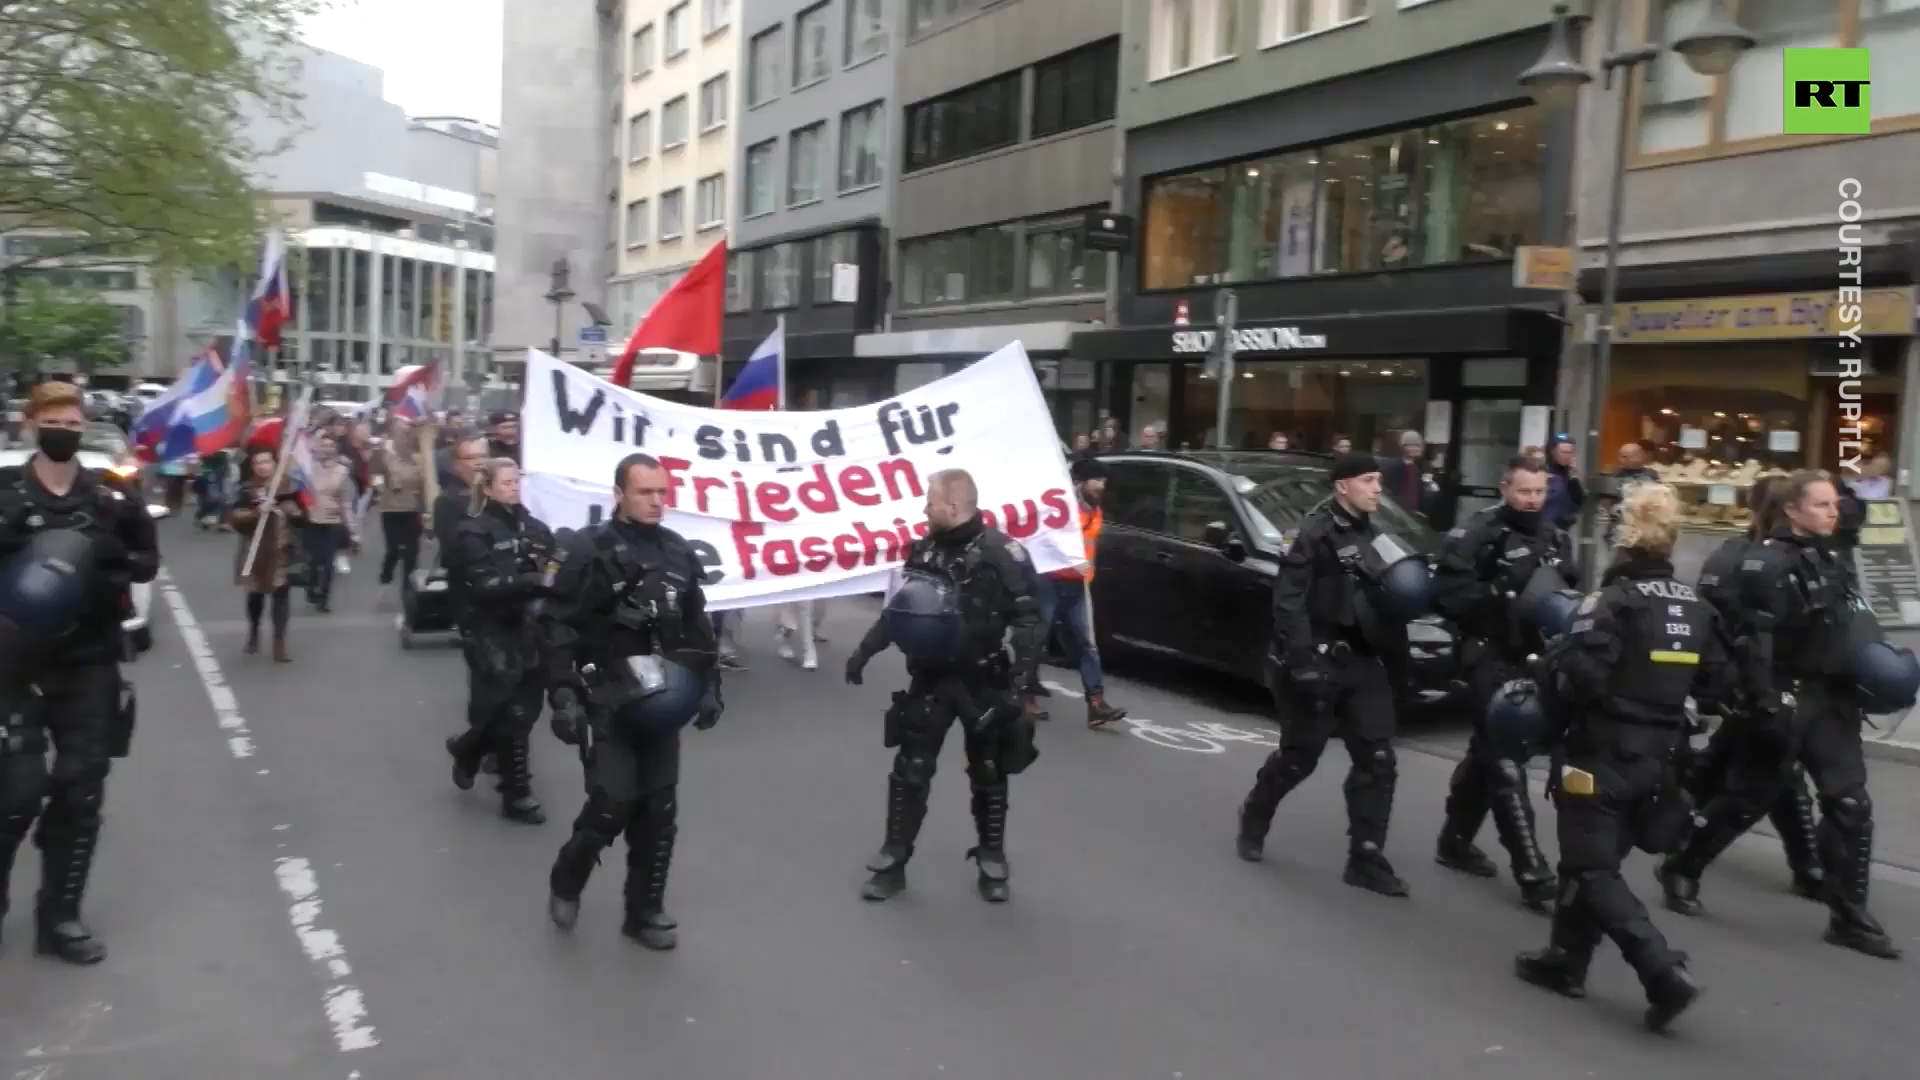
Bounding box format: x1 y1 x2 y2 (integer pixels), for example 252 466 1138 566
1865 738 1920 768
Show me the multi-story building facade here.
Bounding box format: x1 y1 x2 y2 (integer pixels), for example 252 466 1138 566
612 0 742 335
1569 0 1919 531
720 0 894 409
867 0 1122 434
2 47 498 392
1072 0 1572 523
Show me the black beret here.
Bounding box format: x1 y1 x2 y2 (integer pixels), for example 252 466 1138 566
1330 453 1382 483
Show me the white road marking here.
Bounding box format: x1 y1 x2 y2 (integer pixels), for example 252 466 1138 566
155 571 381 1055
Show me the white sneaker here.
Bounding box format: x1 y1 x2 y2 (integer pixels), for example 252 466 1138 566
801 642 819 671
777 626 796 661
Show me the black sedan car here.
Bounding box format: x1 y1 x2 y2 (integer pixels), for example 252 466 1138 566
1086 450 1463 708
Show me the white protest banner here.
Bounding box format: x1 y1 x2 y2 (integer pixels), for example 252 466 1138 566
520 343 1083 610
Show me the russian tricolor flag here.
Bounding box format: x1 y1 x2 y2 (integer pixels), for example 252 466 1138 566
721 324 783 411
386 361 444 421
131 358 219 462
182 345 253 457
245 229 292 351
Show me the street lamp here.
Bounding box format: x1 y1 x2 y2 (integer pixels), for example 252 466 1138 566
544 256 575 359
1520 0 1752 579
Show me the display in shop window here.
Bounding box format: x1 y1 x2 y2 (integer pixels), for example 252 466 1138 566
1854 500 1920 628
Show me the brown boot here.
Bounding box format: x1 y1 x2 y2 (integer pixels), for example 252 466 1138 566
273 637 291 663
1086 692 1126 729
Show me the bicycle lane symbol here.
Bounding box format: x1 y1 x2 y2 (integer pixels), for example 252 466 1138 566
1038 680 1278 755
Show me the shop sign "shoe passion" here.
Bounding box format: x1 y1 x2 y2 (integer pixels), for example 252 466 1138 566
1169 326 1330 354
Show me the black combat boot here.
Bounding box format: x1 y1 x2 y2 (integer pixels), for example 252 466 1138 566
1822 811 1901 960
35 830 106 965
1436 757 1498 876
1768 786 1824 901
446 735 479 791
0 833 19 945
1514 946 1591 998
1489 777 1556 914
1642 965 1705 1033
1236 751 1305 862
1657 804 1751 916
547 831 604 931
1343 842 1410 898
497 736 545 825
621 808 679 951
968 783 1010 903
862 775 927 902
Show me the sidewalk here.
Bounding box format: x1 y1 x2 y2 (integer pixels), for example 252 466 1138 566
1865 628 1920 766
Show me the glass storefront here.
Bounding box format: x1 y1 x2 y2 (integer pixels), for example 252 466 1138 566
1141 103 1545 289
295 241 494 380
1604 341 1906 531
1178 359 1427 453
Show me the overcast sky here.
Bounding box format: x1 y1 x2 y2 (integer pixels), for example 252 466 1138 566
301 0 504 125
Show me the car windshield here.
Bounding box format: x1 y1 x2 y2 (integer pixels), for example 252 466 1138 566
1221 463 1432 553
82 423 129 457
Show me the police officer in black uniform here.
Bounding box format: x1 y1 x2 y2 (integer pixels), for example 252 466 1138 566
541 453 721 950
1658 471 1902 959
1236 454 1431 897
0 383 158 964
445 457 554 823
1515 482 1729 1031
844 468 1042 903
1433 456 1575 912
1685 477 1824 899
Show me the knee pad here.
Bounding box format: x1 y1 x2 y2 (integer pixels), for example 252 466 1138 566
640 789 678 827
580 794 631 845
966 757 1003 788
1365 744 1399 784
1274 743 1319 781
1822 792 1873 830
893 750 937 788
1491 757 1525 791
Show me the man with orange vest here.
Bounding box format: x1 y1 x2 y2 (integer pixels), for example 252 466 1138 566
1028 459 1126 728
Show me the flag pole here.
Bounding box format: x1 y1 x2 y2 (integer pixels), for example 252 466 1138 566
241 385 310 580
774 314 787 411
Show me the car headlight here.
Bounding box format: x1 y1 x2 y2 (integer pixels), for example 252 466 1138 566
109 464 140 481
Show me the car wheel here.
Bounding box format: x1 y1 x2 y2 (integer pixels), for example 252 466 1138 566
130 626 153 654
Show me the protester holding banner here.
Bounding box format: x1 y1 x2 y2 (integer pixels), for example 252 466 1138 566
541 454 723 950
844 469 1043 905
1031 458 1126 729
228 447 304 662
444 458 553 825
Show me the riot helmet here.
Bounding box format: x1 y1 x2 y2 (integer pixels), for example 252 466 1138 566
1365 534 1433 621
1855 640 1920 715
0 528 97 637
883 567 968 663
1526 585 1588 642
610 654 708 736
1485 678 1550 754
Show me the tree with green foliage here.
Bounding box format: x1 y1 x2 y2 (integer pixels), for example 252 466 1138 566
0 278 129 373
0 0 344 274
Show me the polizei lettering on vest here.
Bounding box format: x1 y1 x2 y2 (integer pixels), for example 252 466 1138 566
1169 326 1330 354
1632 580 1697 601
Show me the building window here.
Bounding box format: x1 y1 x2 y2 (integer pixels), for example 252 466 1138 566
1025 218 1107 297
660 187 686 240
1032 37 1118 140
796 3 834 87
903 73 1017 172
838 100 885 191
702 0 731 35
788 122 825 205
748 26 784 105
695 175 726 230
757 242 801 309
726 249 754 312
626 111 651 162
1150 0 1235 79
908 0 1009 38
699 74 729 131
1634 0 1918 161
665 2 690 57
1268 0 1368 45
845 0 888 64
899 223 1017 307
623 204 647 250
811 231 858 303
1181 360 1427 456
1140 102 1544 289
630 24 654 78
744 138 778 216
662 95 690 148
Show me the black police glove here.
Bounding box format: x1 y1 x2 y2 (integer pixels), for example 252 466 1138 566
845 649 871 686
548 687 585 745
94 533 132 568
693 686 722 730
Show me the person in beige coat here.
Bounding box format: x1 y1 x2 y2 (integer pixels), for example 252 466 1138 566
229 447 305 662
375 417 429 589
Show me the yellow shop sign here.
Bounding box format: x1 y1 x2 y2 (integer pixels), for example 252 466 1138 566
1602 286 1916 343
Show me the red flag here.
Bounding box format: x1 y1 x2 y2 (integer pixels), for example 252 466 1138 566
609 241 727 387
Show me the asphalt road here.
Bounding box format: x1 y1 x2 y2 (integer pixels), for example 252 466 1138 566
3 521 1919 1080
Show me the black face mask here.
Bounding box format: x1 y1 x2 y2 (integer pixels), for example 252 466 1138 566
1502 504 1543 533
37 427 82 462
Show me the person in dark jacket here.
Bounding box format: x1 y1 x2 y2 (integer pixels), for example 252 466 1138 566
1381 431 1438 521
1543 437 1585 531
487 412 521 465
